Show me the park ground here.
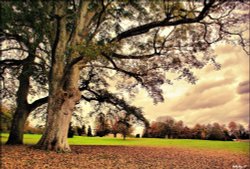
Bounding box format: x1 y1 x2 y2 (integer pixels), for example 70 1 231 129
1 134 249 169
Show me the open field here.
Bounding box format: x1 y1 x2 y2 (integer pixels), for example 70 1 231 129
0 133 249 154
1 133 249 168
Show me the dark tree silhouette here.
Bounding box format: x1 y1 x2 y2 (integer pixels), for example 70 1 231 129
95 113 110 137
67 122 74 138
77 125 86 136
87 125 93 137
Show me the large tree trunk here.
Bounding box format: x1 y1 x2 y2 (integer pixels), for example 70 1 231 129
6 109 29 145
36 1 96 152
36 74 81 152
6 53 33 145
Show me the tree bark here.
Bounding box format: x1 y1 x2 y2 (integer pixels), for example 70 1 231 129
36 69 81 152
6 52 34 145
6 109 29 145
36 1 96 152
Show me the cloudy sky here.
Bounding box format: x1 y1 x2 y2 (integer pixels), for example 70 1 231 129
132 44 249 128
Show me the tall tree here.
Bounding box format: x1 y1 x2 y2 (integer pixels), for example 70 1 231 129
94 113 110 137
172 120 184 138
1 0 249 151
149 121 167 138
1 1 50 144
207 123 225 140
192 123 206 139
109 116 120 138
228 121 239 139
77 125 86 136
87 125 93 137
116 120 133 140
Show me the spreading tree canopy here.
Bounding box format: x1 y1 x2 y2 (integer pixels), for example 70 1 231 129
0 0 249 151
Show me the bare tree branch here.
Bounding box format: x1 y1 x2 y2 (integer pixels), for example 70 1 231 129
29 96 48 112
111 0 217 42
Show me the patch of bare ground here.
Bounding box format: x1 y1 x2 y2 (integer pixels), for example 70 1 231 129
1 145 249 169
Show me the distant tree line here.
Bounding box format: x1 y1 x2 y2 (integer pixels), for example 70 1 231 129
66 112 134 140
94 113 134 140
2 105 248 141
142 117 249 141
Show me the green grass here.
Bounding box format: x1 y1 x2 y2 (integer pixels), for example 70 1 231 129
1 133 249 154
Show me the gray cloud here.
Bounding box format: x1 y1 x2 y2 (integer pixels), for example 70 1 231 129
171 86 234 111
237 81 249 95
193 77 235 94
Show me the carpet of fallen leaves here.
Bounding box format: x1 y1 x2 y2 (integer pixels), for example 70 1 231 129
1 145 249 169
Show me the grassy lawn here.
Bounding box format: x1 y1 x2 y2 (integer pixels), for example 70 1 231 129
1 133 249 154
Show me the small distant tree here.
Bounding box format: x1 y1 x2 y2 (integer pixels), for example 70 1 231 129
149 122 167 138
243 128 250 140
116 120 133 140
109 117 120 138
146 117 186 139
207 123 225 140
222 127 231 141
67 122 74 138
172 120 184 138
228 121 239 139
164 118 175 139
142 128 150 138
107 110 147 139
77 125 86 136
95 113 110 137
87 126 93 137
192 124 206 139
180 126 192 139
238 124 247 139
